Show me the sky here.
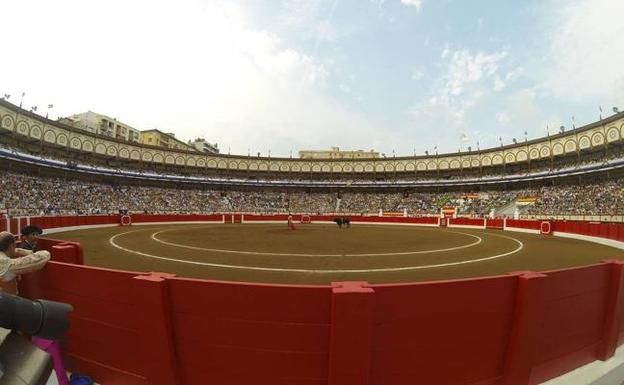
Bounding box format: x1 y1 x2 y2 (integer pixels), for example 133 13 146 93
1 0 623 157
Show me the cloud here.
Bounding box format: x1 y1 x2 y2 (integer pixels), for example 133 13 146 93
543 0 624 105
496 111 510 125
444 49 508 96
400 0 422 11
410 47 509 129
493 75 505 91
494 88 564 139
441 46 450 59
411 70 424 81
0 0 392 156
279 0 340 45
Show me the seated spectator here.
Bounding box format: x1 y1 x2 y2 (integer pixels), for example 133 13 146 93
0 231 50 285
20 225 43 251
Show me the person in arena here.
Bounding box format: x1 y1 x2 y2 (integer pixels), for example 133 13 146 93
0 231 50 285
334 217 351 228
20 225 43 251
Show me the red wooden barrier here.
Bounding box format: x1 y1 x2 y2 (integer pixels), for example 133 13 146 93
329 282 374 385
371 276 516 384
487 218 505 229
448 217 485 227
506 219 542 231
132 273 180 385
167 278 331 384
19 263 147 385
10 215 624 385
502 272 547 385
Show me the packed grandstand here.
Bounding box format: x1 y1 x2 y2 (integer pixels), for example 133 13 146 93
0 99 624 220
1 169 623 218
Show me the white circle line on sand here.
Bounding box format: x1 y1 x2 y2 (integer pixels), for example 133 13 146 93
108 228 524 273
149 227 482 257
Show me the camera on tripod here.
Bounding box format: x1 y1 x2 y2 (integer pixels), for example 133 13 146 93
0 293 73 385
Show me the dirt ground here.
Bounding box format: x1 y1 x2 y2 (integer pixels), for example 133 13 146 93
50 223 624 284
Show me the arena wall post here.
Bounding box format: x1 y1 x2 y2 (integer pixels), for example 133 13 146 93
597 260 624 360
131 273 180 385
501 271 547 385
329 281 375 385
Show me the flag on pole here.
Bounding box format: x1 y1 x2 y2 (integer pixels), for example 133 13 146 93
48 104 54 109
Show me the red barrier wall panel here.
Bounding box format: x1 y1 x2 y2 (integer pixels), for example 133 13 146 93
487 218 505 229
242 215 438 225
506 219 542 230
168 278 332 385
607 224 619 240
448 217 485 227
244 214 290 221
19 262 146 381
329 282 375 385
370 276 516 385
354 216 438 225
530 264 610 384
131 214 223 223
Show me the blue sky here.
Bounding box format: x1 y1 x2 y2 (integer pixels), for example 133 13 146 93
1 0 623 156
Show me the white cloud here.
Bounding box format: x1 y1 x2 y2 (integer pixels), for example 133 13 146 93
505 67 524 81
400 0 422 11
443 49 508 96
0 0 390 156
496 112 510 125
493 75 505 91
339 84 351 93
543 0 624 105
411 70 424 81
409 47 508 132
441 46 450 59
494 88 563 138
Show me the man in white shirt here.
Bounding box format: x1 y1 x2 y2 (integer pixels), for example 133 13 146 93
0 231 50 285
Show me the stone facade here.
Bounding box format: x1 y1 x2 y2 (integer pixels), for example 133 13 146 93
1 99 622 174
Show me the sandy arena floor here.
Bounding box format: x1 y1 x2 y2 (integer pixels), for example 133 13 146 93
49 223 624 284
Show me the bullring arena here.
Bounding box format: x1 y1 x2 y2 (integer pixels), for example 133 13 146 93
1 93 624 385
49 218 624 284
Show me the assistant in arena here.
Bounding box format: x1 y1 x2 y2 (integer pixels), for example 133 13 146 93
20 225 43 251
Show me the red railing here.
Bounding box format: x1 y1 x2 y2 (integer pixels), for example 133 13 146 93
506 219 543 231
10 214 624 385
448 217 485 227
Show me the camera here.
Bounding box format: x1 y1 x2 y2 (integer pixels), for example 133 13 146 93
0 293 73 384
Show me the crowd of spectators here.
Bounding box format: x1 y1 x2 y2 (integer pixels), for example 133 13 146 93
0 170 622 217
526 181 624 216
